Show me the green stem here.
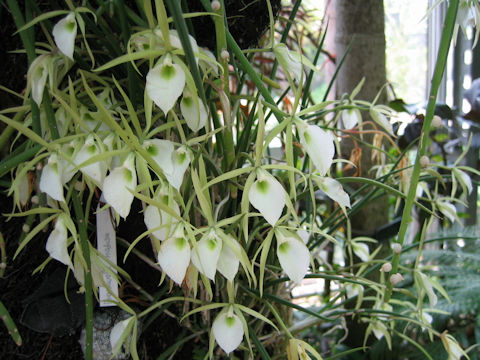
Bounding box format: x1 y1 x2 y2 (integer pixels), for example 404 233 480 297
0 144 41 178
72 191 94 360
0 300 22 346
385 0 459 302
0 232 6 278
43 90 59 140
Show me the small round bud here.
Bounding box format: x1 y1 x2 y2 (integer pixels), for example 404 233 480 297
211 0 221 11
22 224 30 233
420 155 429 169
0 263 6 270
31 195 39 205
390 273 404 286
392 243 402 254
381 262 392 272
36 162 43 171
74 181 85 192
432 115 443 128
220 49 229 61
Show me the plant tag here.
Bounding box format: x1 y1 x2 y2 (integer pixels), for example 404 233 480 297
97 195 118 307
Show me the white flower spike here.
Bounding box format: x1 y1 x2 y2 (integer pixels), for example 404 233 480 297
146 55 186 115
248 169 286 226
39 153 65 202
103 154 137 219
275 229 310 284
296 119 335 176
212 312 244 354
157 229 191 285
180 91 208 132
191 230 222 281
46 214 73 269
52 12 77 60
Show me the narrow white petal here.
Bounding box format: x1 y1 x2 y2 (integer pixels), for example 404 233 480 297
276 234 310 283
110 317 132 353
212 313 244 354
180 94 207 132
217 238 241 282
342 108 361 129
299 124 334 176
454 169 473 194
315 176 351 208
52 13 77 59
46 215 72 269
39 154 64 202
103 155 136 219
158 237 191 285
191 232 222 280
369 108 393 135
248 171 286 226
146 56 186 114
419 272 438 307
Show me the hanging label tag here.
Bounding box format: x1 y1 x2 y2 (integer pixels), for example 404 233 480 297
96 195 118 307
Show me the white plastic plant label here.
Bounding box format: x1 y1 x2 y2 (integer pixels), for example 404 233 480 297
97 195 118 307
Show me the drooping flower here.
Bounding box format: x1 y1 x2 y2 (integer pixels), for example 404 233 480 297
275 229 310 284
27 55 50 105
296 119 335 176
342 108 361 129
248 169 286 226
351 241 370 262
52 12 77 60
212 312 244 354
109 317 134 354
369 107 394 135
103 153 137 219
191 230 222 281
46 214 73 269
441 331 468 360
39 153 65 202
273 43 304 81
73 135 107 187
216 235 241 282
146 54 186 115
180 91 208 132
437 200 457 223
314 176 351 209
453 168 473 195
144 192 180 241
157 228 191 285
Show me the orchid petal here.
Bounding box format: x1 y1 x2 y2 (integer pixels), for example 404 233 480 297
28 55 50 105
158 236 191 285
109 317 133 353
369 107 394 135
167 147 190 190
46 214 73 269
453 168 473 195
352 242 370 262
144 195 180 241
73 135 107 187
276 230 310 284
191 231 222 281
146 55 185 114
180 92 208 132
248 170 286 226
144 139 175 176
437 200 457 223
342 108 361 129
298 122 334 176
274 43 303 80
217 237 241 282
39 153 64 202
418 272 438 307
52 13 77 59
103 154 136 219
314 176 351 208
212 312 244 354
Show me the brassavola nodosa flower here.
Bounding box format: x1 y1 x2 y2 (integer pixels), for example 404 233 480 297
73 134 107 187
157 225 190 285
103 153 137 219
273 43 304 81
436 199 457 223
27 55 51 105
441 331 468 360
313 175 351 211
248 168 286 226
452 168 473 195
144 188 180 241
341 107 362 129
146 54 186 115
110 317 134 354
46 214 73 269
191 229 222 281
295 118 335 176
351 240 370 262
39 153 65 202
52 12 77 60
212 310 244 354
275 228 310 284
216 234 241 282
180 90 208 132
369 106 394 135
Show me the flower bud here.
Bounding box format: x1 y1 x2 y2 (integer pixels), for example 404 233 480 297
22 224 30 233
220 49 230 61
211 0 221 11
390 273 404 286
36 162 43 171
381 262 392 272
420 155 429 169
432 115 443 128
31 195 39 205
392 243 402 254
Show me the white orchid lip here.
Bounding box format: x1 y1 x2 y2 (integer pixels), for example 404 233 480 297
157 234 190 285
146 55 186 115
28 55 50 105
314 176 351 209
46 214 73 269
342 108 361 129
191 230 222 281
52 12 77 60
248 169 286 226
39 153 65 202
216 236 241 282
180 91 208 132
144 191 180 241
212 312 244 354
73 135 107 187
275 229 310 284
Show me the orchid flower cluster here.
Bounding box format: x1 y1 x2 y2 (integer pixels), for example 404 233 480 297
2 1 476 359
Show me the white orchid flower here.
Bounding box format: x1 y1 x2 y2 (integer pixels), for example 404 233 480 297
453 168 473 195
296 119 335 176
216 236 241 282
345 283 364 299
191 230 222 281
52 12 77 59
146 54 186 115
314 176 351 209
273 43 304 81
437 200 457 223
46 214 73 269
103 153 137 219
39 153 65 202
60 141 79 185
441 332 467 360
73 135 107 187
417 272 438 307
168 29 199 59
157 227 191 285
110 317 134 354
27 55 50 105
342 108 361 129
275 229 310 284
212 311 244 354
168 147 191 190
369 107 394 135
248 169 286 226
351 241 370 262
144 190 180 241
180 91 208 132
